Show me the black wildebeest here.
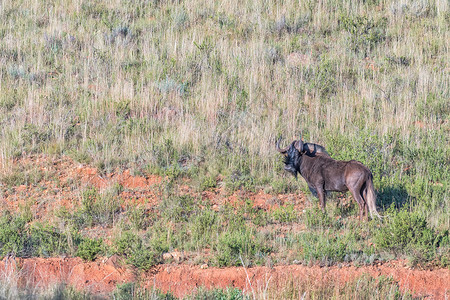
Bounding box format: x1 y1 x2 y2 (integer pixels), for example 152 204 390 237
276 138 381 220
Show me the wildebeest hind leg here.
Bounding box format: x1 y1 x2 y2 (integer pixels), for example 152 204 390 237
348 186 365 221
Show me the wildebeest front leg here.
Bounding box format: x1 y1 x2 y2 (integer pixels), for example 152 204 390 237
308 186 318 197
316 186 326 213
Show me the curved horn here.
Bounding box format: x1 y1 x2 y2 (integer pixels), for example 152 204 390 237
276 137 289 154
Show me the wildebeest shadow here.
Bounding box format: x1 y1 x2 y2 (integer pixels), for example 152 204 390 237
308 185 410 215
376 186 410 210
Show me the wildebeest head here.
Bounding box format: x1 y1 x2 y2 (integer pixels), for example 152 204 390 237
276 138 304 178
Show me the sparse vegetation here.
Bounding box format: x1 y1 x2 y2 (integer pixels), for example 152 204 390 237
0 273 419 299
0 0 448 297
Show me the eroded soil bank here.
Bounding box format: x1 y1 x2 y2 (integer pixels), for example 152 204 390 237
1 257 448 299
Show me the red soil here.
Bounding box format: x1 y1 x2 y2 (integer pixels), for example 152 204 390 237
0 257 448 299
0 154 307 222
150 263 450 299
0 256 134 296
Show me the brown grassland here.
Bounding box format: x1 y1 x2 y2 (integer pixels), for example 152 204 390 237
0 0 449 298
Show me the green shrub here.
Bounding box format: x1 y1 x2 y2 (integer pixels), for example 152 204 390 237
185 287 246 300
160 195 196 222
339 14 387 55
0 212 27 256
295 229 373 265
214 227 270 267
374 206 449 264
199 174 217 191
127 204 151 230
29 223 69 257
114 231 157 271
74 185 121 228
76 238 103 261
0 212 74 258
225 163 257 192
189 208 218 249
306 55 338 98
112 282 136 300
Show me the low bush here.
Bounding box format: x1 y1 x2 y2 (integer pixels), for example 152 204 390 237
72 185 122 228
0 212 28 256
374 206 449 265
189 208 218 250
0 211 80 258
76 238 104 261
214 226 270 267
29 223 70 258
114 231 157 271
159 195 196 222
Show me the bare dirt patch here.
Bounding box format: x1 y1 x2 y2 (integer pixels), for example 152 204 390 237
0 154 306 220
0 256 135 296
1 257 448 299
149 263 449 299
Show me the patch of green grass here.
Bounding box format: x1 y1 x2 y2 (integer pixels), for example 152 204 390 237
113 282 177 300
113 231 158 271
0 165 53 188
159 194 196 222
0 211 87 258
70 185 122 228
198 174 217 191
374 206 449 266
303 206 341 229
185 287 246 300
275 274 418 300
0 211 28 257
76 238 104 261
271 204 299 224
214 226 270 267
294 230 363 265
29 223 72 258
126 204 151 230
339 14 387 56
189 208 218 250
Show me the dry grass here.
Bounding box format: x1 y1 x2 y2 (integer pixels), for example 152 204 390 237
0 0 447 167
0 0 448 286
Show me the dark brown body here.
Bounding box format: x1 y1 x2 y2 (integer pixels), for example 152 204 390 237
277 139 381 220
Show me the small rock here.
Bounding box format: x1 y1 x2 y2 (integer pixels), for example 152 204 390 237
105 254 121 268
162 253 172 261
162 251 183 263
200 264 208 269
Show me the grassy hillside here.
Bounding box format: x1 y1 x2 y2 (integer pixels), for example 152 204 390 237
0 0 449 284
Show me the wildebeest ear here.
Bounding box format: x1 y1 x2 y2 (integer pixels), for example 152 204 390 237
294 140 304 153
